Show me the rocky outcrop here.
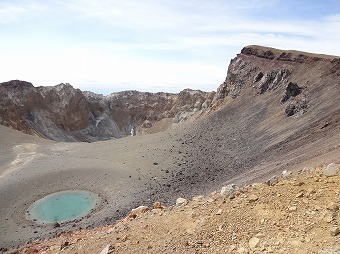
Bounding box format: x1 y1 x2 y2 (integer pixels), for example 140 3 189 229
0 81 214 141
212 45 340 118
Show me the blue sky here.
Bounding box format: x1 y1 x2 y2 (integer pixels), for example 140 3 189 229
0 0 339 94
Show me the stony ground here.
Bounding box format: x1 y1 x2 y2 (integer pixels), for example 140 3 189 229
6 164 340 254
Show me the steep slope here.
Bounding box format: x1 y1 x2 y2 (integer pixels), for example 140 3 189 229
0 81 214 141
164 45 340 196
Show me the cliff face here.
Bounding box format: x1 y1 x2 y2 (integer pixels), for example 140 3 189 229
0 81 214 141
213 45 340 117
168 45 340 194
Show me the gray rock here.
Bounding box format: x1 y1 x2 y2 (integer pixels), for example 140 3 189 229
220 184 237 197
302 166 314 173
323 163 340 177
265 176 278 186
284 99 308 117
282 170 292 178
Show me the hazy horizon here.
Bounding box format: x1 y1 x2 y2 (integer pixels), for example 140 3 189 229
0 0 339 95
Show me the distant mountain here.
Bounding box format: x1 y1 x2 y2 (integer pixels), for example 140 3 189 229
0 81 214 141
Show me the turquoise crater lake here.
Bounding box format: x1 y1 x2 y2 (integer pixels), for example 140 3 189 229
26 190 100 224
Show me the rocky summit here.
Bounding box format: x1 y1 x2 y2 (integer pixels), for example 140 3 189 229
0 45 339 253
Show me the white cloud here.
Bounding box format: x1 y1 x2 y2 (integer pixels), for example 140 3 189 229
0 0 339 93
0 1 45 23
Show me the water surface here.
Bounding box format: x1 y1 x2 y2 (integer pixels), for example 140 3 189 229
26 190 100 223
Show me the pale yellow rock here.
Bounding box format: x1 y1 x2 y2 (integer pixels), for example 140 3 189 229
249 237 260 250
289 206 297 211
216 209 223 215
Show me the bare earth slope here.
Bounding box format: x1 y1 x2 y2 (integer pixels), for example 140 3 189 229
0 45 339 250
11 167 340 254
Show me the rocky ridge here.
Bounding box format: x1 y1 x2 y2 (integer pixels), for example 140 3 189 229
5 164 340 254
1 45 339 143
0 81 214 141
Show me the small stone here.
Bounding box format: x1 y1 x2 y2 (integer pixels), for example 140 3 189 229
60 241 69 251
267 246 274 252
192 195 204 202
237 246 249 254
220 184 237 197
293 181 304 186
282 170 292 178
124 205 149 222
176 197 188 206
330 227 339 236
115 243 122 251
99 244 111 254
289 206 297 211
216 209 223 215
302 166 314 173
327 202 339 211
249 237 260 250
210 191 218 196
314 205 322 211
248 194 259 202
295 192 304 198
323 212 333 223
277 237 285 244
229 244 236 251
207 198 215 203
265 176 278 186
290 240 301 246
323 163 340 177
53 222 60 228
153 201 165 209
